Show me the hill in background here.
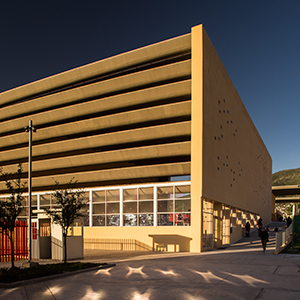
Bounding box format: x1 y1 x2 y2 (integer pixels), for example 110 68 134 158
272 168 300 186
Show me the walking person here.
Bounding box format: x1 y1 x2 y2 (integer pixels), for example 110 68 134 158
257 218 263 237
260 227 269 252
245 221 250 237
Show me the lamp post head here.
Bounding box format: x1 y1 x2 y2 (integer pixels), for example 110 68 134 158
24 125 37 132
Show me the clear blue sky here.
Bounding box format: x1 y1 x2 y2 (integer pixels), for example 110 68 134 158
1 1 299 174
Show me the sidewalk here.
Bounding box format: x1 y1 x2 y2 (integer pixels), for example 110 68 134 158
1 221 299 300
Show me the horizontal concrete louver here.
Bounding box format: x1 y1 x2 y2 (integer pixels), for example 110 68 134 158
0 33 191 107
0 80 191 133
0 122 191 162
0 33 192 193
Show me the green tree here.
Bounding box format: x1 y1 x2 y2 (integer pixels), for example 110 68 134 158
0 163 27 269
45 178 85 264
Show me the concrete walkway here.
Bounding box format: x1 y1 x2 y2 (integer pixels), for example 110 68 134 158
1 222 300 300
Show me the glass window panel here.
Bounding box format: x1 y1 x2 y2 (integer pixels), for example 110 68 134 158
31 195 37 206
106 215 120 226
83 216 89 227
93 203 105 214
106 190 119 202
82 192 89 203
21 198 28 207
107 203 120 214
179 213 191 226
158 200 173 212
157 186 173 199
123 188 137 201
18 207 28 217
93 215 105 226
157 214 174 226
175 185 191 199
175 200 191 212
92 190 105 203
139 201 153 213
40 194 51 206
51 195 60 208
175 213 191 226
73 215 89 227
123 214 137 226
40 220 51 237
31 204 37 214
138 187 153 200
139 214 153 226
80 204 89 224
123 202 137 213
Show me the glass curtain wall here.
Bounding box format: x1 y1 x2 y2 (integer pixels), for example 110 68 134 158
157 185 191 226
1 182 191 228
92 189 120 226
202 199 214 249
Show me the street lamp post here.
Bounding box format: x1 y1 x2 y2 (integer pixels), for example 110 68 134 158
25 120 36 263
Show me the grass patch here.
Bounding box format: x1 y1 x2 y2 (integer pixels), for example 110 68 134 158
0 262 104 283
281 239 300 254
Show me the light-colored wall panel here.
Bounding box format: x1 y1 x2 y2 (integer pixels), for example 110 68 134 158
190 24 204 252
84 226 192 252
201 28 272 222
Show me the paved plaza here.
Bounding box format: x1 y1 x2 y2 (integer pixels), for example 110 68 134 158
1 222 300 300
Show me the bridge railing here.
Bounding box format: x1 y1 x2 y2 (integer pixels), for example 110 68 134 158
274 222 293 254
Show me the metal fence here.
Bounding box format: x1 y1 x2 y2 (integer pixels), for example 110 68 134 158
275 222 293 254
0 220 28 262
85 238 153 251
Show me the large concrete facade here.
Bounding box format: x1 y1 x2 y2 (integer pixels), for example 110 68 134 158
0 25 272 252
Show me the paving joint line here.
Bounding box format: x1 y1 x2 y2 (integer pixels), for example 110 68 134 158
254 288 264 300
43 281 57 300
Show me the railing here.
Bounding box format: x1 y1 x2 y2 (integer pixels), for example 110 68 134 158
0 220 28 262
275 222 293 254
85 238 153 251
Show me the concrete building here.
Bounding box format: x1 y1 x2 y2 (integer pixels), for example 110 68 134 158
0 24 272 253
